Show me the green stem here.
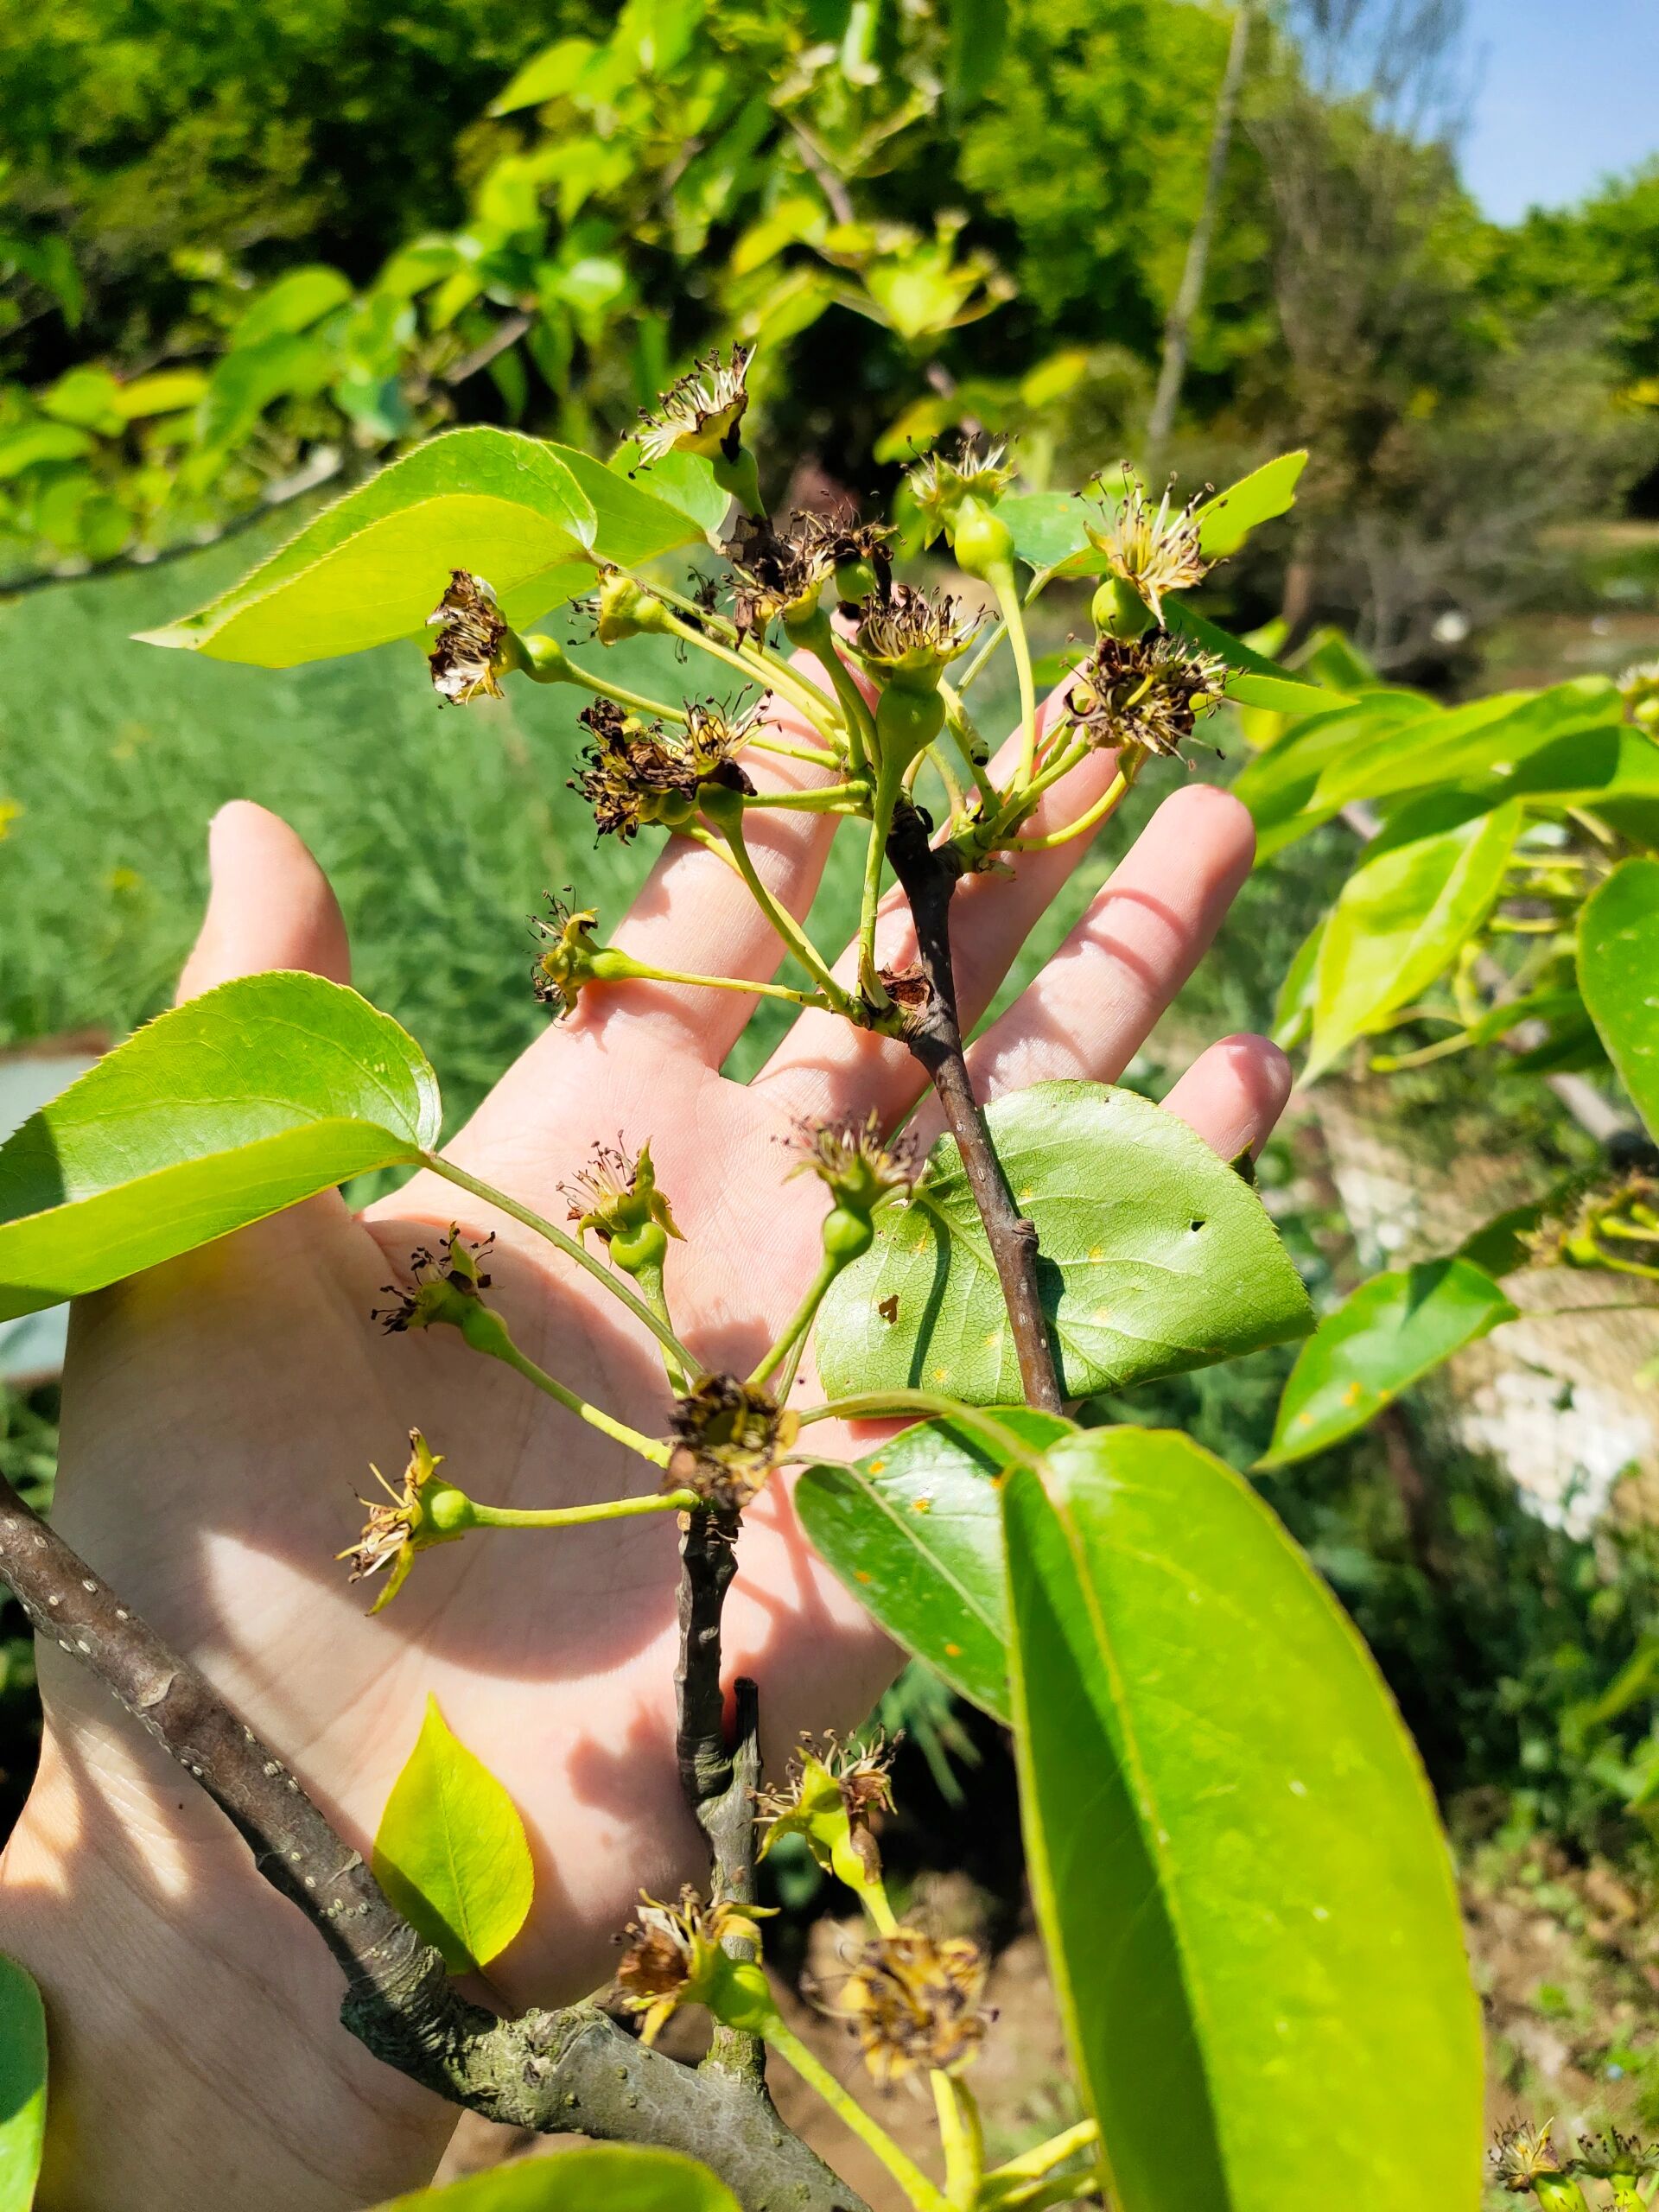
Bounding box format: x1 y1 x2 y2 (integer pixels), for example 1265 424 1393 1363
740 781 870 812
982 2120 1098 2196
1008 764 1134 853
629 1255 687 1393
954 617 1007 698
467 1489 698 1531
793 606 878 777
931 2075 982 2210
761 2020 951 2212
858 754 908 1005
659 609 844 747
749 1249 841 1390
709 804 856 1013
746 732 846 771
419 1154 696 1371
485 1334 672 1466
518 640 687 723
797 1392 1048 1469
620 959 837 1014
988 560 1039 782
938 680 1001 814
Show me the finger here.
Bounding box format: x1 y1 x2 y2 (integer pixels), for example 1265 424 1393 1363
914 783 1257 1122
1160 1033 1294 1162
752 683 1121 1126
175 801 350 1002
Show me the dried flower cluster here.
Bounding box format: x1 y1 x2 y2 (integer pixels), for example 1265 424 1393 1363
339 1429 462 1612
852 582 980 684
1089 476 1211 620
427 569 511 704
755 1731 898 1881
907 435 1014 546
561 1137 683 1249
791 1109 925 1215
372 1227 495 1334
834 1926 991 2086
666 1372 798 1514
572 699 760 840
635 345 753 465
531 895 603 1015
1065 631 1226 761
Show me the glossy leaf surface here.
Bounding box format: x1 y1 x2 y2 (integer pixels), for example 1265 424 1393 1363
816 1082 1310 1404
372 1697 534 1973
795 1408 1071 1720
0 1955 46 2212
367 2146 740 2211
1004 1427 1482 2212
1193 450 1306 557
1306 794 1522 1079
1580 856 1659 1138
0 973 438 1321
1258 1259 1516 1468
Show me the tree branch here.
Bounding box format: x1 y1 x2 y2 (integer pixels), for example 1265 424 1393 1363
675 1507 766 2088
885 799 1064 1412
0 1472 866 2212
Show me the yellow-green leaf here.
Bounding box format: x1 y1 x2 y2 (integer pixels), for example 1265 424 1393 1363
1192 451 1306 558
366 2146 740 2211
372 1698 534 1972
0 1953 46 2212
1580 855 1659 1138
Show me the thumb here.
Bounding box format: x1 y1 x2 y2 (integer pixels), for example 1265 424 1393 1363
176 801 351 1003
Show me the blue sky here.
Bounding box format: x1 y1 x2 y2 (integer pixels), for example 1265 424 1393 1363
1459 0 1659 223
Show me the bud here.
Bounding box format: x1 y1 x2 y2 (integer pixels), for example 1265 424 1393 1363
427 569 518 704
792 1112 925 1260
756 1732 898 1890
853 583 981 697
834 1927 991 2087
615 1887 779 2045
667 1373 798 1516
373 1228 497 1336
561 1138 683 1276
1065 632 1226 763
595 568 674 644
636 346 753 467
906 436 1016 554
1085 473 1211 624
338 1429 473 1613
531 895 605 1016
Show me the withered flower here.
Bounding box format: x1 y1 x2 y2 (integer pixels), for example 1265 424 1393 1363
756 1732 899 1884
373 1227 494 1334
562 1137 683 1249
637 346 753 466
725 514 835 639
1491 2120 1565 2192
572 699 756 842
427 569 512 704
852 583 980 690
339 1429 467 1613
1619 658 1659 736
615 1887 775 2044
835 1927 990 2087
1525 1173 1659 1275
798 510 895 604
1086 474 1210 621
1065 632 1226 762
792 1109 925 1217
667 1373 798 1515
531 894 603 1016
906 435 1014 548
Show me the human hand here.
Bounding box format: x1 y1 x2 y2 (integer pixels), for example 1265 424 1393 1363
0 678 1290 2209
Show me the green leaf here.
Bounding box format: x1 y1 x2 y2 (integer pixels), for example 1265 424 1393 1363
1580 855 1659 1139
1233 692 1437 861
1163 601 1341 715
946 0 1009 111
365 2145 740 2211
1313 677 1624 817
137 429 605 665
1306 793 1523 1081
541 441 712 571
1257 1260 1516 1469
0 972 438 1321
1004 1427 1483 2212
487 35 599 115
609 446 730 537
1192 451 1306 559
816 1082 1311 1405
1270 915 1325 1052
1456 1186 1567 1278
0 1955 46 2212
372 1697 534 1973
1001 490 1102 579
795 1409 1071 1721
232 266 353 348
0 422 93 479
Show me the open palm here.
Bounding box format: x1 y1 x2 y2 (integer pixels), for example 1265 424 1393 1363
7 686 1288 2211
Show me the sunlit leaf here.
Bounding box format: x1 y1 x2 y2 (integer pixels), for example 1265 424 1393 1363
796 1409 1071 1719
816 1082 1310 1405
232 266 354 349
487 35 600 116
1004 1427 1483 2212
365 2145 740 2210
137 427 700 666
1233 692 1437 862
1257 1260 1516 1468
1193 451 1306 558
1164 601 1341 715
0 1955 45 2212
372 1697 534 1973
0 972 438 1320
1313 677 1624 817
1306 793 1523 1081
946 0 1009 111
1580 856 1659 1138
